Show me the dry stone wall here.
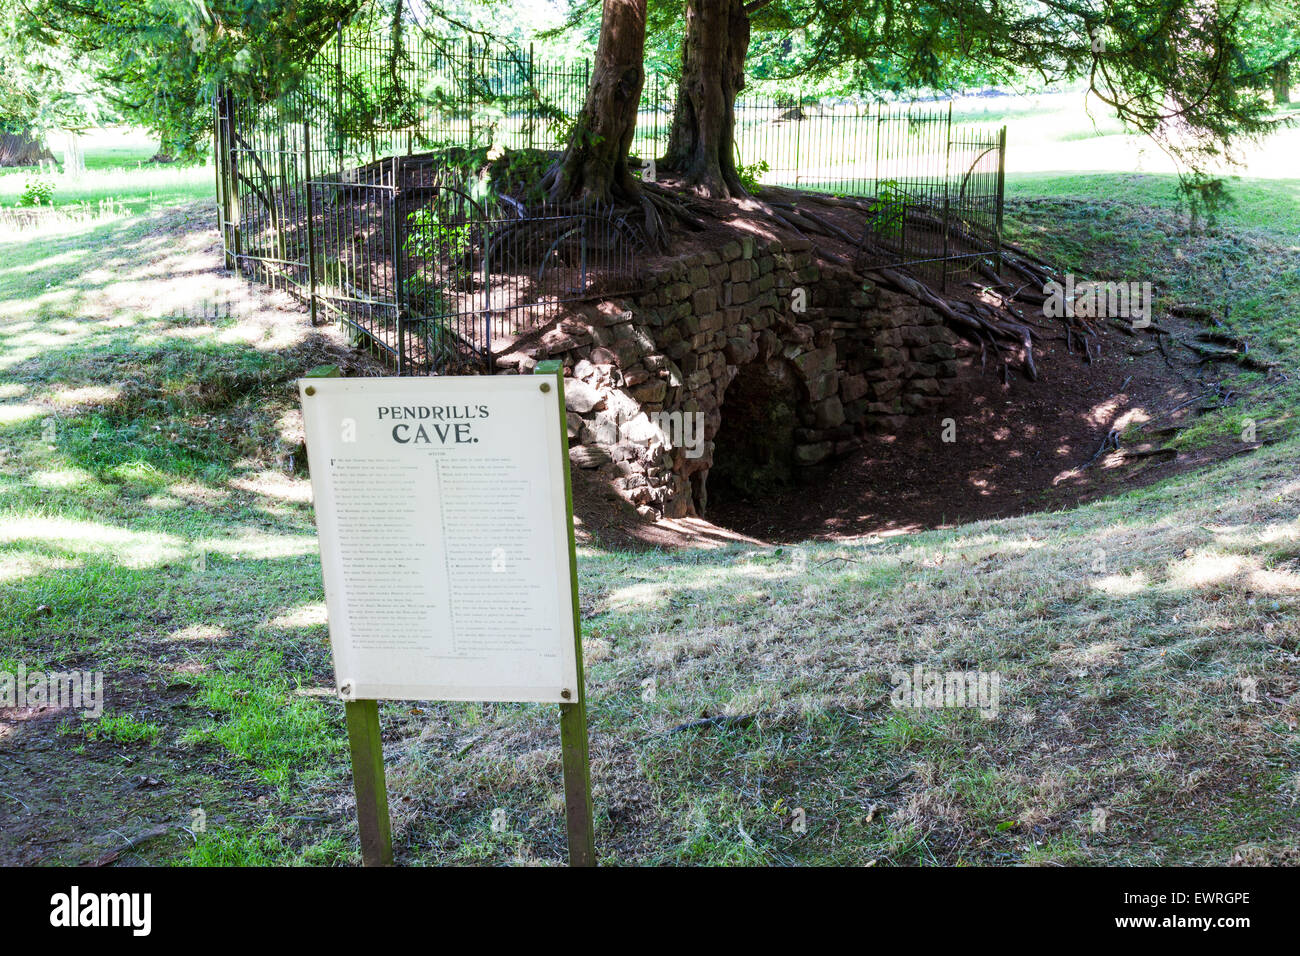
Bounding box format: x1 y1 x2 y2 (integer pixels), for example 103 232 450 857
494 236 962 519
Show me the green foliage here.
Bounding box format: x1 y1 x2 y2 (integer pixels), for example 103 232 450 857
1178 175 1235 230
18 179 55 207
0 2 106 138
78 713 162 745
402 201 474 320
1230 1 1300 95
28 0 362 157
701 0 1283 181
868 179 910 239
424 319 466 371
402 272 452 318
404 205 472 263
181 651 342 787
735 157 769 192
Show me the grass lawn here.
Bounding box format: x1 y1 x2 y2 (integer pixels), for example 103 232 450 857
0 121 1297 866
0 127 212 219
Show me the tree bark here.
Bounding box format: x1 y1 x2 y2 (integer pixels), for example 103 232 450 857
0 130 53 167
1273 57 1291 105
663 0 751 199
544 0 647 206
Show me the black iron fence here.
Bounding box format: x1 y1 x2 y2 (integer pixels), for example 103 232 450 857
728 96 1005 285
214 28 1005 373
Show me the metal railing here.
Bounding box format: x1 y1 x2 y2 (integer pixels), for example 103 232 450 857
214 29 1006 372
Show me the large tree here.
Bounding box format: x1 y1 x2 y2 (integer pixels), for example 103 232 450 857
541 0 649 205
1231 0 1300 104
661 0 751 198
0 0 103 165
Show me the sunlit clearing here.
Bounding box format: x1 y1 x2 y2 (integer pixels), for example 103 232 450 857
1092 571 1149 595
196 531 318 561
0 551 80 584
48 384 123 407
0 403 43 425
268 602 329 630
229 471 312 503
1246 568 1300 594
1170 552 1251 588
607 580 670 610
167 624 230 643
0 516 185 567
30 468 95 489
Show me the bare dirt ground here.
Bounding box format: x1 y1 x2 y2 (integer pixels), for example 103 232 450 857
707 315 1230 542
584 310 1242 549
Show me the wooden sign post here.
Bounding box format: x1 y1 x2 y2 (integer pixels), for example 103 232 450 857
539 360 597 867
344 697 393 866
299 362 594 867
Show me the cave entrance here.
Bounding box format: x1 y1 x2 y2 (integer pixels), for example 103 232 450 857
706 359 801 511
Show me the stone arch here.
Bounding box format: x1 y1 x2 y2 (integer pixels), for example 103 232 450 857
705 355 805 514
496 236 965 521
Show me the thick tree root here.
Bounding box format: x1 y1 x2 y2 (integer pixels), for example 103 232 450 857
642 182 708 238
869 266 1040 381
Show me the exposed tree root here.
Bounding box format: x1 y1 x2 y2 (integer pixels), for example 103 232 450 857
642 182 708 235
508 176 1288 391
869 266 1040 381
752 186 1048 381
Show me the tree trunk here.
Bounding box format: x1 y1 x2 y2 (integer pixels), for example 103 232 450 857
663 0 751 199
545 0 647 206
0 130 53 167
1274 57 1291 105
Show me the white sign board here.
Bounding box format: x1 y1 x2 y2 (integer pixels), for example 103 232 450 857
298 375 580 703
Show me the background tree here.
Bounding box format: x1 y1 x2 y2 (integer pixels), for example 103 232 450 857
1231 0 1299 104
661 0 750 198
648 0 1283 197
23 0 366 158
17 0 1288 193
0 1 103 165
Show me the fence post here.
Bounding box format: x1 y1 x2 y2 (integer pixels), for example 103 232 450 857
532 360 597 868
793 88 803 188
469 37 479 146
995 125 1007 278
391 156 406 375
276 125 290 281
872 107 881 197
941 102 953 292
481 217 492 365
346 697 394 866
303 119 319 327
336 21 344 175
213 91 231 270
223 91 243 276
